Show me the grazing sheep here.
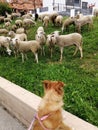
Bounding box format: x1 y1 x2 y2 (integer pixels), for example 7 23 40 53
0 16 5 23
50 32 83 61
16 28 26 34
11 24 18 32
11 12 21 19
43 15 50 27
93 8 98 17
23 18 36 28
38 13 49 21
22 14 32 19
5 12 12 19
0 36 11 55
4 17 12 23
8 31 27 41
4 21 11 28
15 19 23 27
55 15 63 26
15 39 41 63
0 29 8 35
49 12 58 26
61 17 75 32
74 15 93 33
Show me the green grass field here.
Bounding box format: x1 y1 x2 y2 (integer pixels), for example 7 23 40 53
0 16 98 126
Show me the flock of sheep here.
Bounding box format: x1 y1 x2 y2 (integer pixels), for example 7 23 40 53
0 8 97 63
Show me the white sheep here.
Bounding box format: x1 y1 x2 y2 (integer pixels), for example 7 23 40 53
0 36 11 55
74 15 93 33
38 13 49 21
5 12 12 19
15 19 23 27
43 15 50 27
50 32 83 61
22 14 32 19
55 15 63 26
23 18 36 28
93 8 98 17
36 26 44 33
35 27 46 55
15 39 41 63
9 31 27 57
11 12 21 19
75 11 83 19
11 24 18 32
4 21 11 29
0 16 5 23
46 30 60 58
61 17 75 32
46 34 57 58
4 17 12 23
0 29 8 35
16 28 25 34
8 31 27 41
49 12 58 26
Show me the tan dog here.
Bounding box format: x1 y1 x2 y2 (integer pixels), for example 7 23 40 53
32 80 72 130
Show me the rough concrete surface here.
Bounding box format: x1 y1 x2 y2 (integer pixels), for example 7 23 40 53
0 105 27 130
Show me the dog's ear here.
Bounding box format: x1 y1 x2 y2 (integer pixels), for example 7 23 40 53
58 81 65 87
42 80 50 89
55 81 65 95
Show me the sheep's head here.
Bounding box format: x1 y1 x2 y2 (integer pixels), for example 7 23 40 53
46 34 57 46
52 30 60 36
36 31 46 41
8 31 15 37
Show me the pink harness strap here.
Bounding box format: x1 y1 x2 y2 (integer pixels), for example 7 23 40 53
28 113 51 130
28 113 36 130
36 113 51 130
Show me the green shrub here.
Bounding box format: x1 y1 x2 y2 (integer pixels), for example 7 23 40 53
0 2 12 16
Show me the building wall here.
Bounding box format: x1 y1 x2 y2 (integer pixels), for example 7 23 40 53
82 0 98 7
43 0 98 8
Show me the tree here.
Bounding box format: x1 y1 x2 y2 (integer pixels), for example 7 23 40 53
0 2 12 16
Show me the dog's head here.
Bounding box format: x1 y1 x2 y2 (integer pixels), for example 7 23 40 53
42 80 65 97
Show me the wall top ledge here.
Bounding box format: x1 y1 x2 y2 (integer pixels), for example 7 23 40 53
0 76 98 130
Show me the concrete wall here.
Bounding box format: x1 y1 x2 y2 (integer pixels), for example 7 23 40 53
0 76 98 130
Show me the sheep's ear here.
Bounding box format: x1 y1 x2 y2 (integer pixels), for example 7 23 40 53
51 32 54 35
58 31 61 34
15 39 18 42
55 30 61 34
6 38 9 42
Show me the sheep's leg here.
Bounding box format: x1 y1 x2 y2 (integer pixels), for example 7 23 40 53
14 51 17 58
78 46 83 59
21 53 24 63
60 47 63 62
34 53 38 63
40 47 43 56
73 46 78 56
25 54 28 60
42 46 45 56
50 48 53 58
61 26 64 33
